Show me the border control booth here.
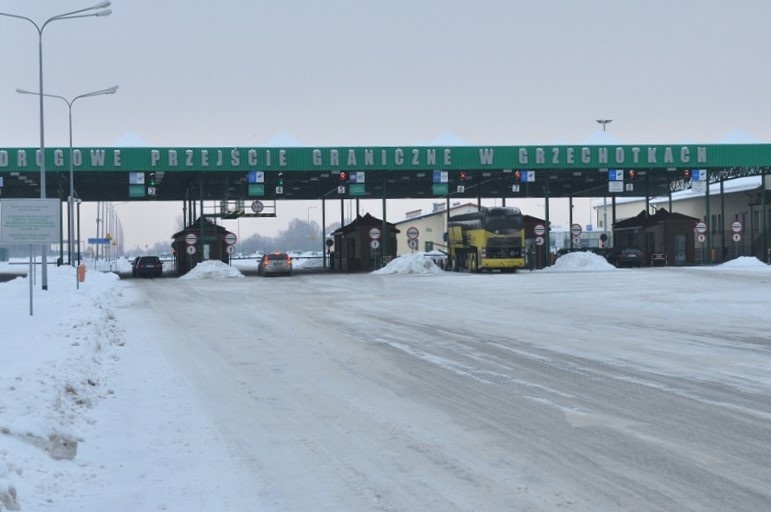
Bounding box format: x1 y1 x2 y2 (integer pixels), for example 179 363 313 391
171 217 236 276
331 213 399 272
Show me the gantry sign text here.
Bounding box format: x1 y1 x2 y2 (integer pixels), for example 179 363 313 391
1 144 771 173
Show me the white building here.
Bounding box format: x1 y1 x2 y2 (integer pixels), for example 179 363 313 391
593 175 770 262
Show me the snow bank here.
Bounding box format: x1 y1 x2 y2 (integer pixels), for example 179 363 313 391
545 251 617 272
372 253 444 275
717 256 770 270
0 266 130 510
179 260 244 279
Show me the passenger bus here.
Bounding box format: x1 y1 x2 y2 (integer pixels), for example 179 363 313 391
446 206 525 272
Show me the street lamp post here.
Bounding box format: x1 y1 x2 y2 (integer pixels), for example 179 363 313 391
307 205 317 224
0 2 112 290
596 119 613 132
307 205 318 249
16 86 118 269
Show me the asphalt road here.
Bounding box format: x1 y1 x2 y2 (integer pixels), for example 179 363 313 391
128 268 771 511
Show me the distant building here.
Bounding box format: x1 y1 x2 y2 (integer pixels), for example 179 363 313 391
393 202 578 259
393 202 478 256
593 176 770 262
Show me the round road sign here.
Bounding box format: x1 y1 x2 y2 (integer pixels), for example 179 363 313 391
695 222 707 234
251 200 264 213
185 233 198 245
369 227 381 240
226 244 236 254
570 223 582 236
732 233 742 242
534 224 545 236
370 239 381 249
697 233 706 243
185 245 196 255
535 236 544 246
406 226 420 239
225 233 237 245
407 239 418 249
731 221 742 233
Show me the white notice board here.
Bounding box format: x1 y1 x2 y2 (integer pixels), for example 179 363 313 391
0 198 61 244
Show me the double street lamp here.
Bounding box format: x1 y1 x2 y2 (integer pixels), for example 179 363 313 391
16 86 119 268
596 119 613 132
0 1 112 290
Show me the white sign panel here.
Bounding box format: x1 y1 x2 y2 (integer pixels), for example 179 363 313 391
0 198 60 244
608 181 623 193
129 172 145 185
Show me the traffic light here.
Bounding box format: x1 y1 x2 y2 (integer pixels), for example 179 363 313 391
627 170 637 180
148 172 156 187
683 169 691 180
459 171 467 181
339 171 348 182
513 170 521 182
278 172 284 187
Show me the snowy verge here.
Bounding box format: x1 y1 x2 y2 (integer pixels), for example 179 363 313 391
0 267 130 511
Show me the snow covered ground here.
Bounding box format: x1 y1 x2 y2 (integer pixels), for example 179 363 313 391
1 253 770 511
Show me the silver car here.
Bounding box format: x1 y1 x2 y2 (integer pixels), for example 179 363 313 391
257 252 292 276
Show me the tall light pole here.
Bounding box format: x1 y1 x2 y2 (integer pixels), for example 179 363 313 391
596 119 613 132
16 86 119 269
0 1 112 290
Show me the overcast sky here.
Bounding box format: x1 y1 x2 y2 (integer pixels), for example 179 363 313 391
2 0 769 249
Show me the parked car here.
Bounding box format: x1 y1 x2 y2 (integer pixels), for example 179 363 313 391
257 252 292 276
606 248 644 268
133 256 163 277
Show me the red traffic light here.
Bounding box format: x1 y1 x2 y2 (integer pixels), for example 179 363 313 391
628 170 637 180
459 171 467 181
339 171 348 182
514 170 521 181
683 169 691 179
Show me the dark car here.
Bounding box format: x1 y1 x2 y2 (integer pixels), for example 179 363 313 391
133 256 163 277
619 248 645 267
